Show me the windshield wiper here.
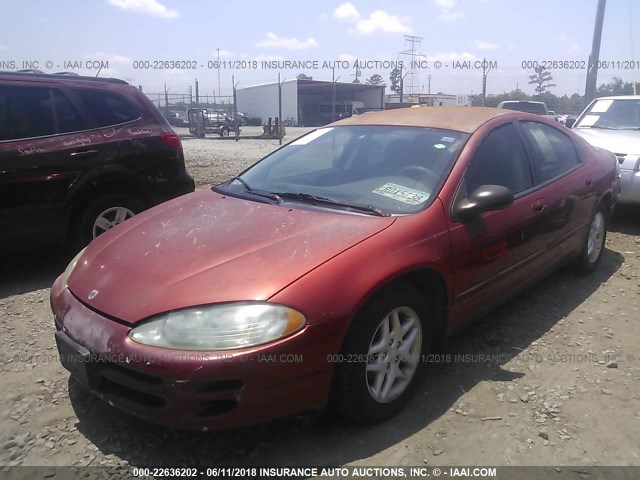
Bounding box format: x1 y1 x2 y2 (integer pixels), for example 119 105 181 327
228 176 279 202
271 192 388 217
586 125 621 130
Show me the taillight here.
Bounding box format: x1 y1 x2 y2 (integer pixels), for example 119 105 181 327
160 132 182 149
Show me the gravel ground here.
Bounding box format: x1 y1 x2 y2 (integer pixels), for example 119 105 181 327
176 126 313 188
1 128 639 476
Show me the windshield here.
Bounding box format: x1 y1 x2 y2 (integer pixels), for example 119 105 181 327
217 125 468 215
575 98 640 130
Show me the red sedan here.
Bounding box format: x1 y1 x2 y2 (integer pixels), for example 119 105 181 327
50 107 619 430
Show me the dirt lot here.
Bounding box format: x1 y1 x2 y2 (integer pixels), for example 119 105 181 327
1 128 639 473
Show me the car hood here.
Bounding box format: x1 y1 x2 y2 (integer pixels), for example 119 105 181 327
67 189 395 324
573 128 640 155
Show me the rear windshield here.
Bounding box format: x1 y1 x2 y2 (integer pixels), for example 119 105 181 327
500 102 547 115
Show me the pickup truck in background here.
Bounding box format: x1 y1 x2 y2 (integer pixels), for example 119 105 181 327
497 100 558 121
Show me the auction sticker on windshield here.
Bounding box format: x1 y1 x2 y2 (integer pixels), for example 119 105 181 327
373 183 430 205
591 100 613 113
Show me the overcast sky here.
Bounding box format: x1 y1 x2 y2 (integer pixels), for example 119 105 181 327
2 0 639 98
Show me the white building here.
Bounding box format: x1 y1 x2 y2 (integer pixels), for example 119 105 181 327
236 79 386 127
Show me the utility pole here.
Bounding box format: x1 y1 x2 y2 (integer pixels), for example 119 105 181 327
630 0 637 95
399 64 404 104
428 75 432 94
188 85 193 105
332 66 336 123
278 73 283 145
195 79 200 107
585 0 607 103
164 83 170 116
217 48 221 103
481 58 492 106
232 75 239 142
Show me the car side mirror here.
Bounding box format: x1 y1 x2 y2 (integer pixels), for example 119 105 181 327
565 118 576 128
453 185 514 222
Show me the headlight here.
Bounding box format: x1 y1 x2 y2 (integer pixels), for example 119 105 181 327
128 303 306 351
60 247 86 288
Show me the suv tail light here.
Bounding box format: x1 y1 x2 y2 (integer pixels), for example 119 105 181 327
160 132 182 150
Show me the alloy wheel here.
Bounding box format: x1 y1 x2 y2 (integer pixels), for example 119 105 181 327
92 206 135 238
587 210 605 263
366 306 422 403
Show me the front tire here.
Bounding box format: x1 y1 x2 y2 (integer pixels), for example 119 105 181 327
220 127 230 138
574 203 607 274
330 285 432 425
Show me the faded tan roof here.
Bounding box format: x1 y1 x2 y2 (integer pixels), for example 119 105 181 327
332 106 516 133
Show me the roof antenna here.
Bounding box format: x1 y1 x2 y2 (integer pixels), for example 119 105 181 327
95 65 103 78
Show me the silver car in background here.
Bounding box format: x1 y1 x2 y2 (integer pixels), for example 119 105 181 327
570 96 640 205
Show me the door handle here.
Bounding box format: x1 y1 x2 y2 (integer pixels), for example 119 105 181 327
585 176 593 186
531 199 546 214
70 150 99 159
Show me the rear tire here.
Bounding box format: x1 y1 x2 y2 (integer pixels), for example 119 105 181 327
574 203 607 274
330 285 432 425
220 127 230 138
72 194 145 250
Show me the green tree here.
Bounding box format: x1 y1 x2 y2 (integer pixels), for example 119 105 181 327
567 93 587 116
597 77 639 96
389 68 402 94
528 66 556 95
296 73 313 81
365 74 385 86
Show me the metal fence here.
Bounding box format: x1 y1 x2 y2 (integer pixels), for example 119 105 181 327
144 93 235 113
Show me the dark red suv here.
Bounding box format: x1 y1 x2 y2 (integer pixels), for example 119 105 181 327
0 71 195 251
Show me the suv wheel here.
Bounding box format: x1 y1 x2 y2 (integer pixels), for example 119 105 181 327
74 194 145 249
220 127 230 138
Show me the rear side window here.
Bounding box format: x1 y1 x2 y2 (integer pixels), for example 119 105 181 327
520 122 580 183
0 86 56 141
73 88 140 127
51 90 85 134
464 123 534 195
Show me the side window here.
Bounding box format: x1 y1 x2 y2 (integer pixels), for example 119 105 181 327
520 122 580 182
51 90 85 134
72 88 140 127
0 86 56 141
464 123 533 196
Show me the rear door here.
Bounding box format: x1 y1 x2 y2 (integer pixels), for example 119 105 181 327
0 83 103 248
517 120 594 264
68 87 143 187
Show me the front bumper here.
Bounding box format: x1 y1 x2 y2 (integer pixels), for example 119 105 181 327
50 279 337 430
618 168 640 205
